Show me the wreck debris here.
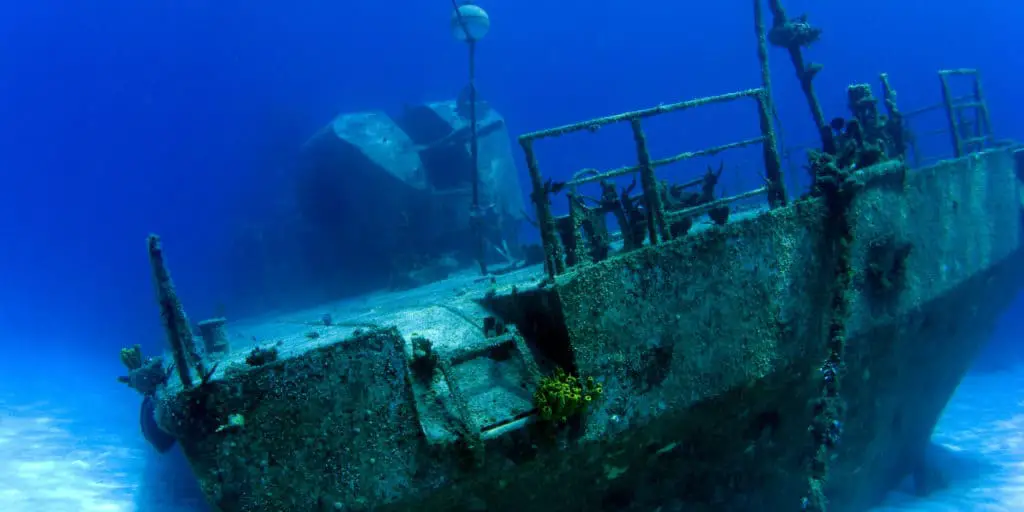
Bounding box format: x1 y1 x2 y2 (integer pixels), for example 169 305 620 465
245 345 279 367
147 234 210 389
215 413 245 433
119 344 143 371
630 118 669 245
879 73 907 160
806 80 909 193
766 1 831 151
117 344 168 396
409 335 439 381
197 317 230 357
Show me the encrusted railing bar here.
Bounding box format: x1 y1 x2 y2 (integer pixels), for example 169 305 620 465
938 68 978 76
664 186 769 223
903 94 974 118
519 88 764 142
565 136 767 187
955 101 984 110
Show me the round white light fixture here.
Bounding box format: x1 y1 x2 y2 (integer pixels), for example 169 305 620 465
451 4 490 42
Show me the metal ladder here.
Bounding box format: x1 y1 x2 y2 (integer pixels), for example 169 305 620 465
938 69 995 157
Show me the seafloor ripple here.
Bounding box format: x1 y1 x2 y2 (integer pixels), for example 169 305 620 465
873 366 1024 511
0 387 207 512
0 395 140 512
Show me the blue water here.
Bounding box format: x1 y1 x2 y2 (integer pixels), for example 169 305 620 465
1 0 1022 510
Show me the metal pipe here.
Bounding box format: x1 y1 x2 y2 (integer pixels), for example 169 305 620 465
451 0 487 274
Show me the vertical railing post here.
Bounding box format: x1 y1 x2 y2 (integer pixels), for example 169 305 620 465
567 186 589 266
938 72 963 158
908 127 921 167
520 138 564 278
753 0 787 208
879 73 906 160
755 91 787 208
972 72 994 144
629 118 668 245
767 0 832 152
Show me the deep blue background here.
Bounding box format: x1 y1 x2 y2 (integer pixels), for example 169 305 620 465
0 0 1020 388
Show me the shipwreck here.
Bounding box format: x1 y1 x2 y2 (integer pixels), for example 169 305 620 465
120 1 1024 511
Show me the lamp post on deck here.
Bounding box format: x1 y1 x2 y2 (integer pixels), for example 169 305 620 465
450 1 490 275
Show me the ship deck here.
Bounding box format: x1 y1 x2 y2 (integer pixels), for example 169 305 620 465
201 210 763 376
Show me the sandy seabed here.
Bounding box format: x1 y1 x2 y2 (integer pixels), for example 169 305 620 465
871 366 1024 511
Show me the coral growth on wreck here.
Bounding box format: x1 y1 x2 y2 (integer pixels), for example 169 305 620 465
533 368 603 424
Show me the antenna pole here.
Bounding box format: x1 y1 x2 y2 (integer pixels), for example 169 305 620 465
467 40 486 275
452 0 488 275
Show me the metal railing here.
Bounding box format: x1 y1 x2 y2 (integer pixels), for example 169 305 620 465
517 88 787 279
939 69 995 158
903 69 995 166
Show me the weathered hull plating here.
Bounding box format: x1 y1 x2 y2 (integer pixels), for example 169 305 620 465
157 147 1023 511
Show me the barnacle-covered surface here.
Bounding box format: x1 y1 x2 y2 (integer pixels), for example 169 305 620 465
155 147 1023 512
547 147 1023 510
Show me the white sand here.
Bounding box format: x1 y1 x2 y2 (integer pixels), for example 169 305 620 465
0 395 139 512
872 366 1024 511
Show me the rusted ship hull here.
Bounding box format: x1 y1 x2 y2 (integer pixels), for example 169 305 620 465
154 146 1023 511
